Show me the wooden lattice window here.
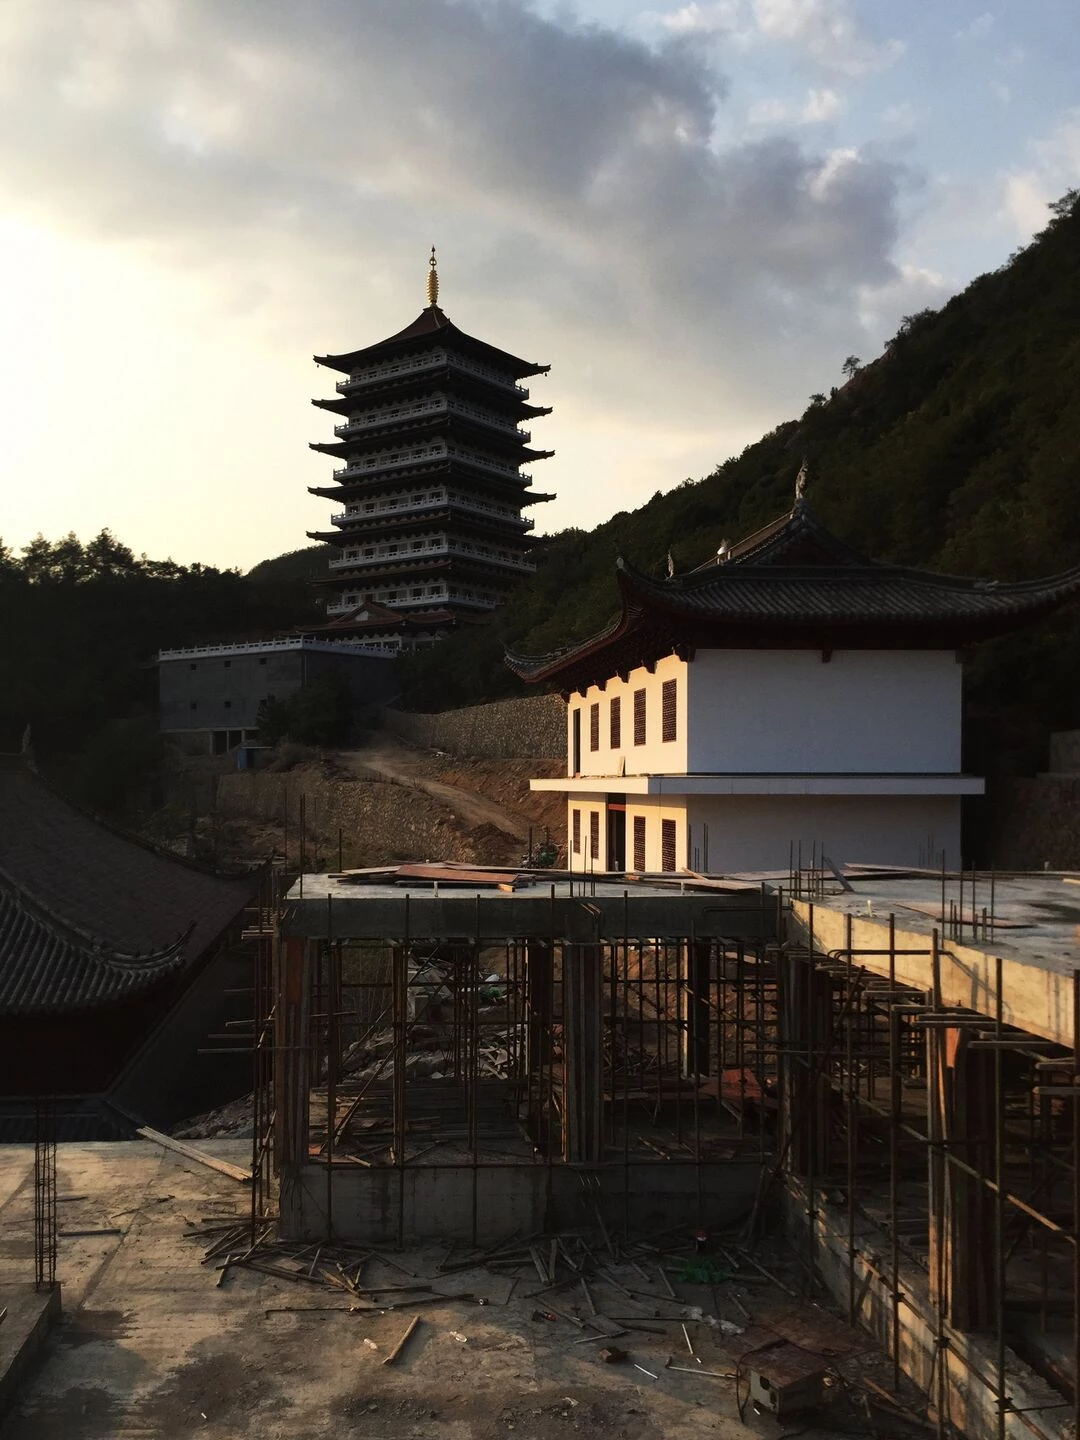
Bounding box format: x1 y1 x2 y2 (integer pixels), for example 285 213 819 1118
589 702 600 752
661 818 677 872
609 695 621 749
633 815 646 872
633 689 646 746
661 678 677 742
572 808 581 855
589 811 600 864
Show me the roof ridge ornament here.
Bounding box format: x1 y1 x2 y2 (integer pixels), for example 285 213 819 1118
794 458 809 509
427 245 439 307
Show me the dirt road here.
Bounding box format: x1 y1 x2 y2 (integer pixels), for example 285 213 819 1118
342 738 532 844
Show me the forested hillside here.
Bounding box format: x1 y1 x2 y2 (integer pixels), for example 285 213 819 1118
0 532 319 755
383 190 1080 770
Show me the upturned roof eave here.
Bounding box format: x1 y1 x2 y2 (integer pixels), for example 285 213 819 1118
314 307 548 380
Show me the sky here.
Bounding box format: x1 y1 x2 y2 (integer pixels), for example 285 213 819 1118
1 0 1078 572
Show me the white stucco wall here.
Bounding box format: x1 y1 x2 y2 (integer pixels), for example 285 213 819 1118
684 793 960 872
567 653 688 776
686 649 963 775
564 793 962 874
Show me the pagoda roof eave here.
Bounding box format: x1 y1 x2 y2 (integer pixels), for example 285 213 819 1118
314 306 548 380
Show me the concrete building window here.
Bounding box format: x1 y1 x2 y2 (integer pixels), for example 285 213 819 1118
572 808 581 855
589 702 599 752
189 663 197 671
661 818 676 872
224 660 231 668
224 700 232 709
259 658 267 666
189 701 197 711
661 679 677 742
633 689 646 746
609 696 621 749
589 810 600 864
633 815 646 871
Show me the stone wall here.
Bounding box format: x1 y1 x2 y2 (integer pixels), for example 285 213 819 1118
982 776 1080 870
381 694 566 760
1048 729 1080 775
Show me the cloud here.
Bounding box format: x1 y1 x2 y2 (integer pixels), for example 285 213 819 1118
955 12 994 41
0 0 920 541
802 87 843 122
653 0 903 74
750 0 905 76
1002 108 1080 237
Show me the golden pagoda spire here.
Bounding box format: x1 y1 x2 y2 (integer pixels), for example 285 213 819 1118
427 246 439 307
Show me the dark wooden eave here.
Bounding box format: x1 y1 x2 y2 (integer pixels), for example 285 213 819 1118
314 305 548 380
506 501 1080 692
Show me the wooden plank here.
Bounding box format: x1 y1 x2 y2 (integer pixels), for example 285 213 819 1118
382 1315 421 1365
136 1127 252 1183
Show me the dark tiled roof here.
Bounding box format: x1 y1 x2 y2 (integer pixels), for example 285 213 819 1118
314 305 548 379
506 501 1080 687
0 762 256 1015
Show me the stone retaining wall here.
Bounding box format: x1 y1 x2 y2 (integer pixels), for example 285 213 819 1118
381 694 566 760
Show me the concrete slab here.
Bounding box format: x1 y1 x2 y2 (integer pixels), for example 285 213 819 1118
0 1143 851 1440
0 1285 61 1421
285 873 775 940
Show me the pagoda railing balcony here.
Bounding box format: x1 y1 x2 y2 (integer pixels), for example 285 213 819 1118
328 543 536 573
333 444 525 482
336 348 528 396
336 351 446 392
333 399 528 442
330 495 535 530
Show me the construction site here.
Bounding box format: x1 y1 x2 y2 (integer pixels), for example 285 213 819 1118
3 858 1080 1440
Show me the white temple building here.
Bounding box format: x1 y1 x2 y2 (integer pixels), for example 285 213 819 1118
509 487 1080 875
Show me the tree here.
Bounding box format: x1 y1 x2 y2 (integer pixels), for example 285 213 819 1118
841 355 862 378
256 674 353 747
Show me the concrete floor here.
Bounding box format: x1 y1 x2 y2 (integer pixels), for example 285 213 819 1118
0 1143 873 1440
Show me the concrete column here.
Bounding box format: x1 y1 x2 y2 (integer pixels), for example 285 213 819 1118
275 935 312 1233
778 949 832 1181
927 1026 997 1331
561 942 604 1163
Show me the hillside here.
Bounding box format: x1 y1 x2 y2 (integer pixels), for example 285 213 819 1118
377 190 1080 768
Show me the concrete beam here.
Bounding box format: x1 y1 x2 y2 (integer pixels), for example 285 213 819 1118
790 901 1076 1048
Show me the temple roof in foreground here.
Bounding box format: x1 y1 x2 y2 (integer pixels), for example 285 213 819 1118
0 759 257 1016
314 304 549 381
506 498 1080 693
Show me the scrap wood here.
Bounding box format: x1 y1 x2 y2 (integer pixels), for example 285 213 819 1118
382 1315 422 1365
136 1126 252 1183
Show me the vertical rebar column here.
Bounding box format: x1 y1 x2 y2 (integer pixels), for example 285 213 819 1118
562 940 604 1163
1073 970 1080 1440
34 1095 57 1291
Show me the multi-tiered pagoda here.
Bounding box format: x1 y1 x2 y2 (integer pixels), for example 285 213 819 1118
306 253 553 649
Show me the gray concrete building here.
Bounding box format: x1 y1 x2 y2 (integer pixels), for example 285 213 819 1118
157 638 397 754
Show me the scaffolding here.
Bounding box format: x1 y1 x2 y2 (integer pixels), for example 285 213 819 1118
782 901 1080 1440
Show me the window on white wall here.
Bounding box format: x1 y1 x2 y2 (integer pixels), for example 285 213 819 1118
633 689 646 746
661 818 676 872
572 808 581 855
589 702 600 752
661 679 677 742
633 815 646 871
589 811 600 865
609 696 621 749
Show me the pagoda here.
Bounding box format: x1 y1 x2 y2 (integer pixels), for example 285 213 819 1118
307 251 553 649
